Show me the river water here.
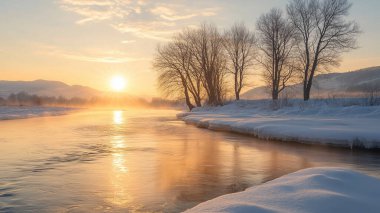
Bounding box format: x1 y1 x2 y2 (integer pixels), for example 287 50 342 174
1 109 380 212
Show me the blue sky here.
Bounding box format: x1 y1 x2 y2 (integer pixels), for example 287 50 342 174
0 0 379 96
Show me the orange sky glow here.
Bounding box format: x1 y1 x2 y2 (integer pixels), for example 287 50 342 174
0 0 379 97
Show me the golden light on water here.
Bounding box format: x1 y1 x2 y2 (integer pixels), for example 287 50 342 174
112 110 127 171
112 153 128 173
109 110 130 205
112 135 127 149
110 76 127 92
113 110 124 125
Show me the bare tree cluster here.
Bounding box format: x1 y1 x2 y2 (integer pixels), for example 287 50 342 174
154 23 256 109
154 0 360 109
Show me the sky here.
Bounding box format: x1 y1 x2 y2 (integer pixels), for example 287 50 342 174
0 0 379 97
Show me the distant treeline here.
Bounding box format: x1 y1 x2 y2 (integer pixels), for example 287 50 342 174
0 92 183 109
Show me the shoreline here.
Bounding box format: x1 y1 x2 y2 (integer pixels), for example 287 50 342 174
177 100 380 149
0 106 77 121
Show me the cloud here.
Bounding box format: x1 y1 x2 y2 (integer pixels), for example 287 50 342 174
121 40 136 44
35 44 149 63
150 5 219 21
60 0 114 6
59 0 220 40
60 0 134 24
112 21 178 41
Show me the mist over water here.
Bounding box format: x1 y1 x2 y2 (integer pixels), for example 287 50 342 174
1 109 380 212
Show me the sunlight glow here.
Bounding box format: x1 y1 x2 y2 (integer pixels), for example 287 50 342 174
111 110 127 173
113 110 124 125
110 76 127 92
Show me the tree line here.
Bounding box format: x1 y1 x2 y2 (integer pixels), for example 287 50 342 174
0 92 92 106
154 0 360 110
0 92 183 108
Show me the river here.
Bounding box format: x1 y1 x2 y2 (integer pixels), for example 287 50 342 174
1 109 380 212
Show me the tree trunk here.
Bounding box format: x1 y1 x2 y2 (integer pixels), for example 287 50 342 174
194 97 202 107
184 88 194 110
304 58 317 101
304 77 313 101
303 87 310 101
235 92 240 100
272 90 279 100
181 77 194 111
234 69 239 100
303 76 309 101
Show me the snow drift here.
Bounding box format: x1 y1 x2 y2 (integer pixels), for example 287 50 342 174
185 167 380 213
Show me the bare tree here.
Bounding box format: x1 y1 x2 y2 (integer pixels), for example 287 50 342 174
177 30 203 107
223 22 257 100
188 23 228 106
287 0 360 101
154 42 195 110
256 8 298 100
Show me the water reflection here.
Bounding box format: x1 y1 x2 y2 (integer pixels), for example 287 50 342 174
111 110 128 172
113 110 124 125
1 110 380 212
112 135 127 149
110 110 130 206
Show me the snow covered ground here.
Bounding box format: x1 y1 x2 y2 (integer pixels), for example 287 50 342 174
0 106 75 120
185 167 380 213
178 99 380 149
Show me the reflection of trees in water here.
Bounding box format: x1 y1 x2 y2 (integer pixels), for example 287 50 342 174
156 129 224 203
228 143 249 193
154 127 317 208
263 150 311 183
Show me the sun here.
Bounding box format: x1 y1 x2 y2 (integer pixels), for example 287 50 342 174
110 75 127 92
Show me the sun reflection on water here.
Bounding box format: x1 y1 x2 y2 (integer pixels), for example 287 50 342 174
109 110 130 206
113 110 124 125
111 110 127 173
112 153 128 173
112 135 127 149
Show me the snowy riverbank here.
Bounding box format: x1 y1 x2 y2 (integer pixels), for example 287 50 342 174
0 106 75 120
185 167 380 213
178 100 380 149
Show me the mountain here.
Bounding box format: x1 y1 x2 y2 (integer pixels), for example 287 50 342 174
242 66 380 99
0 79 102 99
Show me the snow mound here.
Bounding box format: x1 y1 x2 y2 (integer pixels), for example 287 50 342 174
185 167 380 213
0 106 74 120
178 100 380 149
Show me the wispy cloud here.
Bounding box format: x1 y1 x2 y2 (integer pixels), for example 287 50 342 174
59 0 220 40
121 40 136 44
150 5 219 21
60 0 135 24
35 44 149 63
112 21 177 41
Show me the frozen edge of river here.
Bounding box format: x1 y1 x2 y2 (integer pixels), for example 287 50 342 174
184 167 380 213
0 106 76 120
177 100 380 149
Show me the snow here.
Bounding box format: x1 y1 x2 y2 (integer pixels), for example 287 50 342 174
178 100 380 149
0 106 74 120
185 167 380 213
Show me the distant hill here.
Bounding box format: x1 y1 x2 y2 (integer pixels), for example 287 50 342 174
242 66 380 99
0 79 102 99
